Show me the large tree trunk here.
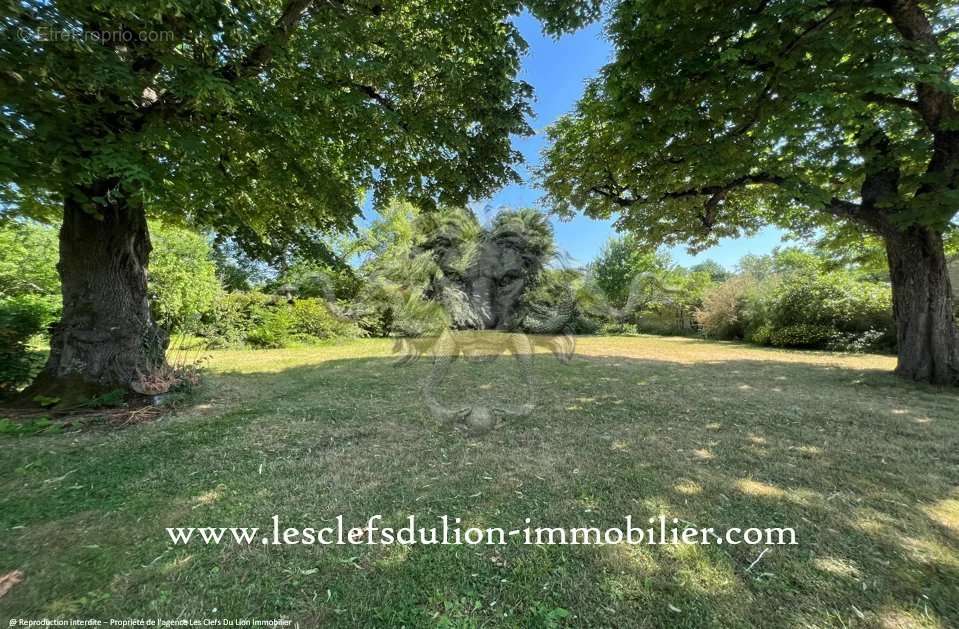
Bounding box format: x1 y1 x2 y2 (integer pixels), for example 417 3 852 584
883 224 959 385
24 184 168 406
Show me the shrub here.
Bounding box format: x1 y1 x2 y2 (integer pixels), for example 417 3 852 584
199 293 363 348
148 222 221 331
197 291 272 347
246 306 294 348
767 323 837 349
0 295 60 396
695 276 757 339
695 267 894 352
763 272 894 350
728 271 895 352
827 329 895 353
288 298 364 340
748 322 774 346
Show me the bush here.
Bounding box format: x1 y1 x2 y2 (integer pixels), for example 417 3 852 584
695 266 895 353
762 272 894 351
199 293 363 348
246 307 295 348
288 298 364 340
149 222 221 331
827 329 894 353
767 324 838 349
747 322 774 346
695 276 756 339
0 295 60 396
198 291 273 347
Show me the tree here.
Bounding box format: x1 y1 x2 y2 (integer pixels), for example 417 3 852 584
355 203 557 334
590 234 670 310
148 223 221 331
541 0 959 384
2 0 598 400
0 219 221 333
0 220 60 298
210 240 272 293
690 260 731 284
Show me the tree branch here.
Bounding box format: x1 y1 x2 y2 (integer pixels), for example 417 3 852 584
588 185 635 208
861 92 922 112
729 6 847 139
139 1 315 124
659 173 787 201
589 172 787 208
873 0 956 132
587 171 877 233
222 0 315 82
355 84 398 113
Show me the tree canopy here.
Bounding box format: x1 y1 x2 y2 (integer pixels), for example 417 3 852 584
3 0 599 256
541 0 957 244
540 0 959 383
354 203 557 334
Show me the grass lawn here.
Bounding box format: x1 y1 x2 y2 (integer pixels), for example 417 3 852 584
1 336 958 627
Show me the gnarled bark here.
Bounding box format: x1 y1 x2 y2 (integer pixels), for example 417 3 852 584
24 184 168 406
883 224 959 385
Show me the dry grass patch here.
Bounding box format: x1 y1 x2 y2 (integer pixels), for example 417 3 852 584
1 336 956 627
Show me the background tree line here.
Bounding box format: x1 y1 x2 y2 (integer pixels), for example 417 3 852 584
6 206 955 395
4 0 957 393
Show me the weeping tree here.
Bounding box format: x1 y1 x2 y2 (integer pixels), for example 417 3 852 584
1 0 598 401
541 0 959 384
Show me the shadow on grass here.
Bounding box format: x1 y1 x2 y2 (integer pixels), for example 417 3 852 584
1 348 957 627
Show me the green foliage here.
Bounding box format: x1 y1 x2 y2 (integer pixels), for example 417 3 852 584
148 222 221 331
4 0 598 260
246 299 364 349
695 275 758 340
690 260 731 284
524 267 604 334
0 219 223 334
768 274 889 333
0 294 60 396
736 254 777 282
287 299 364 341
353 203 458 336
590 235 669 310
211 240 272 292
73 388 127 410
246 307 297 349
766 324 839 350
0 220 60 297
540 0 959 265
200 292 274 348
695 249 895 352
748 323 774 347
585 236 720 334
0 416 61 437
200 293 362 349
354 203 558 336
272 260 363 302
525 268 589 317
489 208 557 276
630 266 715 335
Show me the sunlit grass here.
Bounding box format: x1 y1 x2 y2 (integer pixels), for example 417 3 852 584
1 336 957 627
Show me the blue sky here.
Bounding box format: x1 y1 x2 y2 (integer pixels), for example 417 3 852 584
475 13 791 270
362 12 791 270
